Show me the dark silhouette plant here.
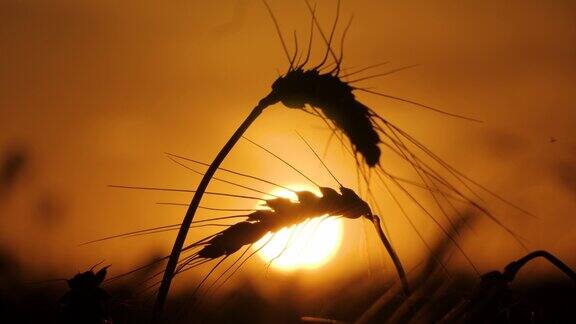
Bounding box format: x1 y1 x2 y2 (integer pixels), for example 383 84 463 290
152 1 520 321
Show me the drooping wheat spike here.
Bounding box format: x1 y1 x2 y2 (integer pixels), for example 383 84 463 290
89 172 409 300
178 135 411 295
153 1 530 319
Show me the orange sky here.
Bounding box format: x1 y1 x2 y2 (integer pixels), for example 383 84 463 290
0 0 575 286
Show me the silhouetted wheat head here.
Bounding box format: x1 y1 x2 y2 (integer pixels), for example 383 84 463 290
59 265 112 324
168 184 408 307
90 139 410 304
134 0 534 320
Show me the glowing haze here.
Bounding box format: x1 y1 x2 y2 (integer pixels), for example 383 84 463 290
0 0 574 278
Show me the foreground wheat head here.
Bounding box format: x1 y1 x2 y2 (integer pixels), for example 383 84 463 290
142 1 530 320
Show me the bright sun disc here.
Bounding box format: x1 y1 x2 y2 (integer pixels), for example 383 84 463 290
253 186 343 271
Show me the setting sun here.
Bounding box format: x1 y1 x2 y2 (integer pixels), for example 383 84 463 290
253 186 344 271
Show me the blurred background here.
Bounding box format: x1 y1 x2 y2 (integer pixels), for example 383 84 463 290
0 0 575 322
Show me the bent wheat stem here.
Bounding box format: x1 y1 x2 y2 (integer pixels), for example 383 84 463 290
152 93 278 322
372 215 409 295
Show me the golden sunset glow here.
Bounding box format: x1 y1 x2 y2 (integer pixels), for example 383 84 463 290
253 186 343 271
1 1 575 322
